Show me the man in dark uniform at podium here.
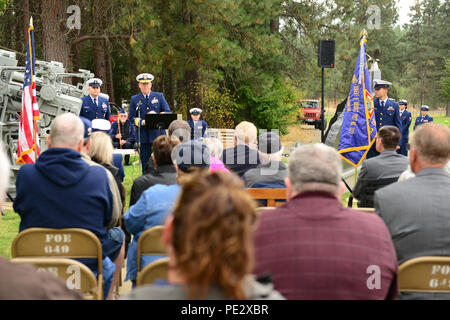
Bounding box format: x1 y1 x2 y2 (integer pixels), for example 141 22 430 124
128 73 172 172
366 80 402 159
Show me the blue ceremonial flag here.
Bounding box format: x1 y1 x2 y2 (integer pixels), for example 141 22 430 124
338 33 377 167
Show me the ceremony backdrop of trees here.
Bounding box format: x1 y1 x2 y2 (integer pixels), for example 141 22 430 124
0 0 448 131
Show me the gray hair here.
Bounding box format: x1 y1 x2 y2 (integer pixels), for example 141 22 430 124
168 120 191 143
410 122 450 165
288 143 342 195
0 141 10 205
202 137 223 159
49 113 84 148
235 121 257 147
259 148 284 163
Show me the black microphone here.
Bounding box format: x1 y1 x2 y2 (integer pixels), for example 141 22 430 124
136 98 143 112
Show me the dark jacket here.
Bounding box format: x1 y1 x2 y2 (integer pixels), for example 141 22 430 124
80 95 110 121
222 144 261 177
129 164 178 206
14 148 113 258
187 119 207 140
353 150 409 200
110 119 136 145
243 161 288 188
128 92 171 144
253 191 399 300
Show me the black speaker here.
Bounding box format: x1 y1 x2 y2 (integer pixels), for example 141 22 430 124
318 39 335 68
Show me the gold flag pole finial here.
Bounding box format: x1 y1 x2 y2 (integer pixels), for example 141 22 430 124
360 29 368 40
30 16 33 27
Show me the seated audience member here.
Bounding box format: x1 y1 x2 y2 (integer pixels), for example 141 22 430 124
13 113 124 300
222 121 261 177
81 118 128 260
353 126 409 202
130 135 180 206
89 131 126 210
0 142 82 300
203 136 230 173
243 131 287 188
123 170 284 300
124 140 210 286
80 117 122 229
253 143 398 300
92 118 125 182
143 119 191 174
168 119 191 143
110 109 136 165
375 123 450 300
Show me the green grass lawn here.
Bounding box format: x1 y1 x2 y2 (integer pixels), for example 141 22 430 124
0 209 19 258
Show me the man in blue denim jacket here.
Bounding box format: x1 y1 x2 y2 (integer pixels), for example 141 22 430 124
124 140 210 286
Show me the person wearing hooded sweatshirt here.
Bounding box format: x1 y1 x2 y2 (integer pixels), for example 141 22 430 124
13 113 123 300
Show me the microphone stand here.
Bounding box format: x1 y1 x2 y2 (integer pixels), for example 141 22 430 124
136 98 143 170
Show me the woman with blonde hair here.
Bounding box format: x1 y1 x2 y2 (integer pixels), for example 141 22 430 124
88 131 125 209
124 170 284 300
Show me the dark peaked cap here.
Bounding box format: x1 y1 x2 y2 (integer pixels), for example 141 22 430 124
173 140 210 172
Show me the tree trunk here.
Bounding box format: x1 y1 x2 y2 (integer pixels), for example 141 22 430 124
104 41 115 102
15 0 23 63
270 18 279 33
181 1 199 117
23 0 30 44
41 0 72 72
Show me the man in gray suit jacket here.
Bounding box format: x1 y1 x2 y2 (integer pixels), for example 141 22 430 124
353 126 409 201
375 123 450 300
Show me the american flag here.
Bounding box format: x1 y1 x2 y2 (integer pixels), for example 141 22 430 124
17 17 40 164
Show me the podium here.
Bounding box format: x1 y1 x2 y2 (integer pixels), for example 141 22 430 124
145 113 178 132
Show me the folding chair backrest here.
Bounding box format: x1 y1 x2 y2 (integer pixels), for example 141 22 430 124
353 207 375 213
136 257 170 287
11 257 102 300
246 188 287 207
398 256 450 293
137 226 167 272
11 228 103 275
356 177 399 208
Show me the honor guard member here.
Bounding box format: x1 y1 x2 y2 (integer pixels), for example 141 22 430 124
414 105 433 130
398 99 412 156
110 109 136 165
188 107 208 140
366 80 402 158
80 78 110 121
128 73 172 172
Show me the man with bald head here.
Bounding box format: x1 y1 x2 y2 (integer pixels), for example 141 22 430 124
13 113 122 299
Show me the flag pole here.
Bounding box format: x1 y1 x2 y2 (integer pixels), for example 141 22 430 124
29 17 38 161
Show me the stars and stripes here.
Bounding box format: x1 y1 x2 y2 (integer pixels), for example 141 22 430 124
17 17 40 164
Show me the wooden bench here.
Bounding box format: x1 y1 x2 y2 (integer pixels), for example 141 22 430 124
246 188 287 207
206 128 235 149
